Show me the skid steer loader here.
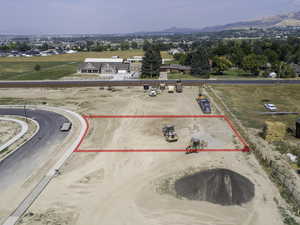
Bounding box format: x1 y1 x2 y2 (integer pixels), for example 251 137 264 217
186 137 208 154
162 125 178 142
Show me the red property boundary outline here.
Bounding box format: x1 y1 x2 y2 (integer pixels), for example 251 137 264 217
74 115 250 153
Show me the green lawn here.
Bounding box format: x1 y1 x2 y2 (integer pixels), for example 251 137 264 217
167 69 268 80
0 62 78 80
167 73 199 80
0 50 172 62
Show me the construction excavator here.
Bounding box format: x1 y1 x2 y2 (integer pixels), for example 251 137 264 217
186 137 208 154
162 125 178 142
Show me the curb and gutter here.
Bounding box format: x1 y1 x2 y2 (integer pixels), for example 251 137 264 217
0 117 28 152
1 106 87 225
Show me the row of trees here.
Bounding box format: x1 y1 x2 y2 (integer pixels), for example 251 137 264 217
173 38 299 78
141 43 211 78
0 42 31 51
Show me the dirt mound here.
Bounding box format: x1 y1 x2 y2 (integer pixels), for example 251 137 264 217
175 168 255 206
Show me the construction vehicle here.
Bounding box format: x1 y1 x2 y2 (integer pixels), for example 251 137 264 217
186 137 208 154
149 88 157 97
162 125 178 142
160 82 166 91
144 84 150 92
196 94 212 114
175 79 183 93
168 85 175 93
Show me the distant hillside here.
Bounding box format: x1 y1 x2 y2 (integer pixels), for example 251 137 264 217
201 11 300 32
151 11 300 35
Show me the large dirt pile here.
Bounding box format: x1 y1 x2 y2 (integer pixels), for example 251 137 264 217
175 168 255 206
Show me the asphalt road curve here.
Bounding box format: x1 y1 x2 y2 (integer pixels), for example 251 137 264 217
0 79 300 88
0 108 70 190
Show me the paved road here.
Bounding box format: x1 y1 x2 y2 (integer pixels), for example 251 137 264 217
0 109 69 190
0 79 300 88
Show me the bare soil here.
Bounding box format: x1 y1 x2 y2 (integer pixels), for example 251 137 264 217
0 86 284 225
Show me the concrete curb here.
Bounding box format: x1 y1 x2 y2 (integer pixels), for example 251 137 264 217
1 106 86 225
0 117 28 152
0 115 40 164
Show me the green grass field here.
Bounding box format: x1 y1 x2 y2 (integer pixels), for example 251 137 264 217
167 73 201 80
212 84 300 129
0 62 78 80
167 69 267 80
0 50 171 62
0 50 172 80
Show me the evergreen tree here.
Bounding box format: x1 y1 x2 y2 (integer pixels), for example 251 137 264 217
143 40 151 52
191 47 210 78
141 44 162 78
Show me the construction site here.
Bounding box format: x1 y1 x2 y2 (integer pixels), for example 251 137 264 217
0 84 294 225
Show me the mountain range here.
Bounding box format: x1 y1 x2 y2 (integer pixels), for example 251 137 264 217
158 11 300 34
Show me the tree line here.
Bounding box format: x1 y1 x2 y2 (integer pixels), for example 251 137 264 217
174 37 300 78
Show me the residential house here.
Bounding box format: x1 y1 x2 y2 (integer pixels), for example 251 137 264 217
160 64 191 74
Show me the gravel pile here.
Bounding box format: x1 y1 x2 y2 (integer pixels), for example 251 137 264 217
175 168 255 206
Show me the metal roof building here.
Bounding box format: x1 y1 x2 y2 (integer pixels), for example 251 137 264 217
84 58 124 63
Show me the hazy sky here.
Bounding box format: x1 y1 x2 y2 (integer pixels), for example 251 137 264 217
1 0 300 34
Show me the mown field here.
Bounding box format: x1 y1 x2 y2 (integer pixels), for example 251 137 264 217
0 50 171 62
212 84 300 130
0 50 171 80
0 62 78 80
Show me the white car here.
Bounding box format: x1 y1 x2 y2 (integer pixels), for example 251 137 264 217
264 104 277 112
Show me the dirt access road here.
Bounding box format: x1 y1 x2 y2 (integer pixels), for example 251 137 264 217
9 86 283 225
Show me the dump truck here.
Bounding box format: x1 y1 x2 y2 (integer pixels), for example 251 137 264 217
168 86 175 93
162 125 178 142
186 137 208 154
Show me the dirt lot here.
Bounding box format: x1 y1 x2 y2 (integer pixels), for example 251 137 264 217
0 86 284 225
80 117 243 150
0 119 21 146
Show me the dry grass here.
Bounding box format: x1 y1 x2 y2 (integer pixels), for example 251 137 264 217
212 84 300 130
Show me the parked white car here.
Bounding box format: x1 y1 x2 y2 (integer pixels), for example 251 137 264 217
264 104 277 112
